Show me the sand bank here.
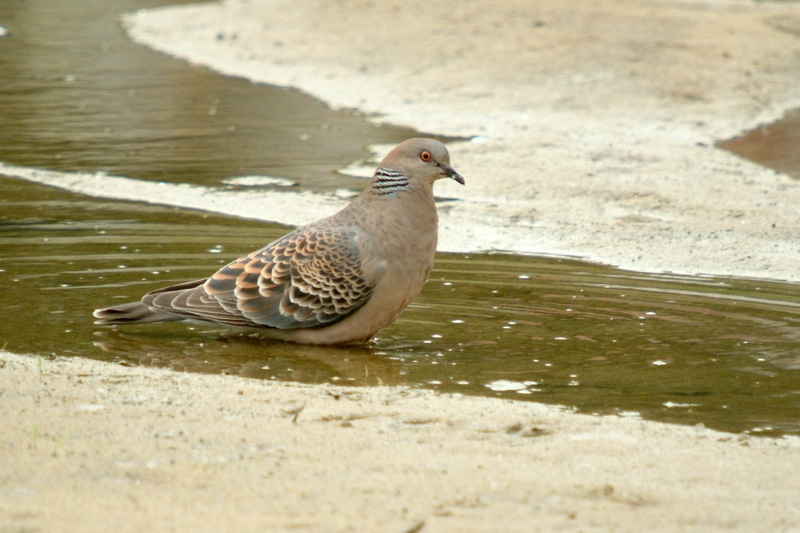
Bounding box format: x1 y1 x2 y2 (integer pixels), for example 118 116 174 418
2 351 799 532
123 0 800 281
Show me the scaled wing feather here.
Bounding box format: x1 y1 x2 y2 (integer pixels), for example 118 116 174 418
196 226 375 329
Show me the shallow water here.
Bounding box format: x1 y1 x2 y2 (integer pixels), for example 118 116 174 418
1 0 799 437
719 108 800 180
2 178 800 437
0 0 431 193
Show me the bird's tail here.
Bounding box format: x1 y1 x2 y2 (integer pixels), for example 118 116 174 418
93 301 181 325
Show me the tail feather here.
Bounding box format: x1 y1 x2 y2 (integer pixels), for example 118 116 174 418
93 301 182 325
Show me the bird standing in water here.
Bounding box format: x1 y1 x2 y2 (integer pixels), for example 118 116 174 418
93 138 465 344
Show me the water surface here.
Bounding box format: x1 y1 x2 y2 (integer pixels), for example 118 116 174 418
2 178 799 437
0 0 431 192
719 109 800 180
1 0 799 438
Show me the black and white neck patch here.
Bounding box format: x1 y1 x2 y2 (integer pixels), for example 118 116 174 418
371 167 410 196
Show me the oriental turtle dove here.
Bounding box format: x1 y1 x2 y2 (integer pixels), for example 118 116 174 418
93 138 465 344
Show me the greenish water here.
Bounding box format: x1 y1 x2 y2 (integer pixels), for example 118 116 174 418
2 179 799 437
1 0 799 437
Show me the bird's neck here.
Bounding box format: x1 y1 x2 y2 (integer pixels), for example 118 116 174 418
368 166 410 197
339 178 438 241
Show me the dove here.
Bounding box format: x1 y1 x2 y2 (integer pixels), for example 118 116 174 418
93 138 465 344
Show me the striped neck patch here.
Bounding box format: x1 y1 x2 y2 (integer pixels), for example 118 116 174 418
371 167 409 196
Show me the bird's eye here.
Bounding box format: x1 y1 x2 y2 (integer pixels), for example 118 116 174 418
420 150 432 162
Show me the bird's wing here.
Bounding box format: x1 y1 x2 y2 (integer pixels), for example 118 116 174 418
142 226 376 329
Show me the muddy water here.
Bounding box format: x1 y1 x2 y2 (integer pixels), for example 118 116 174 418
2 178 800 437
718 109 800 180
1 1 799 437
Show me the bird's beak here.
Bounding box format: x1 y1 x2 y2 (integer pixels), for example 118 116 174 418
440 164 465 185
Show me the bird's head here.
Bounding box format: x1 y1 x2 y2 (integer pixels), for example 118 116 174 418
372 138 465 193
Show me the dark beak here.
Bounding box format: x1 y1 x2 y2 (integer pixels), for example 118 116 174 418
440 164 465 185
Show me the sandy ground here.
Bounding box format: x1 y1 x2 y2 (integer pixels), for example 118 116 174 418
3 351 800 532
122 0 800 282
4 1 800 531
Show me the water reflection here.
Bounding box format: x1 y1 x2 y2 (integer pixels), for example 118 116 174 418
92 329 407 386
2 0 800 439
2 179 799 437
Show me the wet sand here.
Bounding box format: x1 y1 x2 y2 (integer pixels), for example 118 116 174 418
4 1 800 531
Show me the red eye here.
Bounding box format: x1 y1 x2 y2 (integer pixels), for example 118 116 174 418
420 150 432 162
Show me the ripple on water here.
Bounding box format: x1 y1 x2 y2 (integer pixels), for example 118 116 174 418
2 0 799 440
0 0 431 193
2 179 799 437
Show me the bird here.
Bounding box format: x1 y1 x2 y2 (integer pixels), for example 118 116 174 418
93 138 465 345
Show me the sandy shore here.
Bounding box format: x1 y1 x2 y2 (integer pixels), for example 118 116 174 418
3 350 799 532
123 0 800 281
